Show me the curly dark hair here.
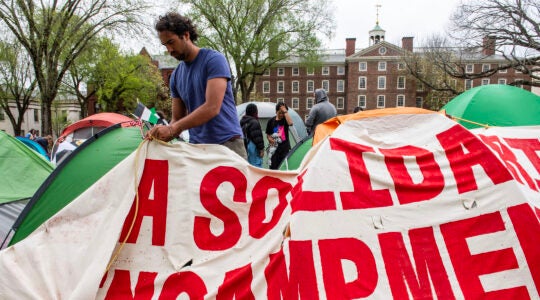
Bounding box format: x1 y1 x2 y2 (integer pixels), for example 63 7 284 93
155 12 199 42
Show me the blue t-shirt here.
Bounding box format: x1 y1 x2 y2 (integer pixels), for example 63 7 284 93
170 48 242 144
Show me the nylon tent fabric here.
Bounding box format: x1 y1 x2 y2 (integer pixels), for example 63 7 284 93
279 136 313 171
8 125 143 246
441 84 540 129
15 137 50 161
312 107 438 145
51 113 137 165
0 131 54 205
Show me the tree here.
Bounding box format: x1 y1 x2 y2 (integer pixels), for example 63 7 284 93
92 41 166 113
443 0 539 85
179 0 335 103
0 40 38 136
0 0 150 135
402 35 464 110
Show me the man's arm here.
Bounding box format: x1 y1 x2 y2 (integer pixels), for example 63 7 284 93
147 78 227 141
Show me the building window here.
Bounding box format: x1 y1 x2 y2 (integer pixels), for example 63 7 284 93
322 80 329 91
263 98 270 102
307 80 314 92
336 97 344 109
306 97 314 109
358 77 367 89
498 78 507 85
322 66 330 75
416 82 424 91
377 95 385 108
396 95 405 107
292 67 299 76
337 80 344 92
0 108 4 121
277 97 284 103
307 67 314 75
499 65 507 73
34 109 39 122
263 81 270 93
397 76 406 89
398 62 405 70
465 64 474 73
337 66 345 75
292 81 299 93
379 47 387 55
378 61 386 71
277 81 284 93
358 95 366 108
482 64 490 72
292 98 299 109
415 97 423 108
378 76 386 89
481 78 490 85
277 68 285 76
515 67 522 74
263 69 270 76
359 62 367 71
465 79 473 90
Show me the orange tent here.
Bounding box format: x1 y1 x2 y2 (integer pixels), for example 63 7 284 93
312 107 438 145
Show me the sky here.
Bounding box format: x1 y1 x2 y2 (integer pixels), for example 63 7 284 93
323 0 463 50
134 0 464 54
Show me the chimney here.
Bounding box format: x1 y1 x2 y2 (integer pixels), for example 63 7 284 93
482 36 496 56
402 37 414 52
346 38 356 57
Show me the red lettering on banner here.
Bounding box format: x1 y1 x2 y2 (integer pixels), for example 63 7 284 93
506 138 540 188
440 211 530 299
249 176 292 238
437 125 513 194
159 271 207 299
120 159 168 246
508 203 540 293
104 270 157 299
330 138 393 209
478 135 538 191
264 242 320 299
380 146 444 204
290 171 337 212
318 238 377 299
194 166 247 251
378 228 455 299
217 264 255 300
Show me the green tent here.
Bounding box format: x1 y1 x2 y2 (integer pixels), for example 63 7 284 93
0 131 54 204
8 125 143 246
279 136 313 171
442 84 540 129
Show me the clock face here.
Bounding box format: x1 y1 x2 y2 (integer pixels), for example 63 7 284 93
379 47 387 55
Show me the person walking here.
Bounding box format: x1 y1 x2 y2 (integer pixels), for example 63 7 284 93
266 102 293 169
146 12 247 160
305 89 337 135
240 104 265 167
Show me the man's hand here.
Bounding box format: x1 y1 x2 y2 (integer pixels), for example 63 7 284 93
145 125 175 142
259 149 264 158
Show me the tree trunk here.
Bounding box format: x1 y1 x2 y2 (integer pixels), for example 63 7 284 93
40 97 53 136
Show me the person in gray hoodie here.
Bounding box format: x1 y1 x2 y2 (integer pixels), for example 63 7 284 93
305 88 337 135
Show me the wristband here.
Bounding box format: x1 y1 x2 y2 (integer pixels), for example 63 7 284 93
167 125 174 139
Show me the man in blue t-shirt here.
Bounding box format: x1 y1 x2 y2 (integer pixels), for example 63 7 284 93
147 13 247 160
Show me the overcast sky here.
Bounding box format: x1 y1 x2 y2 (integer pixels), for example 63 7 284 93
136 0 464 54
324 0 463 49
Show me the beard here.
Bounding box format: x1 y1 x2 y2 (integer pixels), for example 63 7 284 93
171 51 187 61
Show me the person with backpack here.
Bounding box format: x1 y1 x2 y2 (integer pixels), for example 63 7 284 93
240 103 265 167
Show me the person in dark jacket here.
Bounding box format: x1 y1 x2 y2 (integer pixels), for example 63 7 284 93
266 102 293 169
240 103 265 167
305 88 337 135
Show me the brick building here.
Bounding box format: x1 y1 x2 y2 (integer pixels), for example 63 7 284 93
252 22 532 121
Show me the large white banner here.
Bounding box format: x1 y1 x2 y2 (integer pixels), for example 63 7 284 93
0 113 538 299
